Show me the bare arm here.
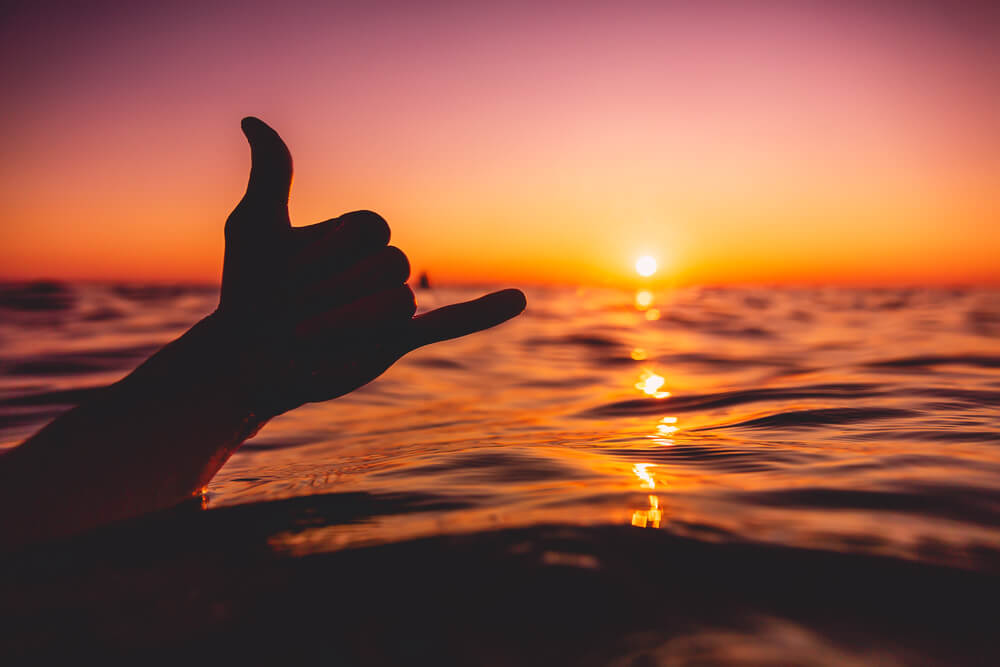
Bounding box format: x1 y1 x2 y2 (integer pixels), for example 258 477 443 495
0 118 525 548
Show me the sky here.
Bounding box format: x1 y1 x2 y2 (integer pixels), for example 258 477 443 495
1 1 998 287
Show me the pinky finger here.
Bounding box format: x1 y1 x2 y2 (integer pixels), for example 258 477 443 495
406 289 526 351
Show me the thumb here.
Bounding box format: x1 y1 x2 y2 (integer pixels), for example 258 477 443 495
238 116 293 215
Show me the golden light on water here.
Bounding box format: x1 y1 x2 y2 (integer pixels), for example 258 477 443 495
657 416 679 436
632 463 656 489
635 290 654 309
635 255 657 277
631 501 662 529
634 288 661 320
631 465 662 529
635 370 670 398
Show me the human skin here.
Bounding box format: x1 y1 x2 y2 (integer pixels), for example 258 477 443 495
0 118 526 548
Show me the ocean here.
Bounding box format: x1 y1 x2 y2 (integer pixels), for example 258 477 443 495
2 281 999 664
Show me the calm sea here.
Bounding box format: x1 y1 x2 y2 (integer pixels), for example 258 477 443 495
2 282 999 664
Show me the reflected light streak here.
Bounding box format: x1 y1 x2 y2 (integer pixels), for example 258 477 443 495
635 370 670 398
633 463 656 489
635 290 654 310
631 503 662 528
632 417 679 528
631 463 662 529
657 416 679 436
645 308 661 321
630 347 648 361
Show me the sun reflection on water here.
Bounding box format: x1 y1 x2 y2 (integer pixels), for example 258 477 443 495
629 413 682 529
657 416 678 436
631 464 662 529
627 289 674 528
633 463 656 489
635 370 670 398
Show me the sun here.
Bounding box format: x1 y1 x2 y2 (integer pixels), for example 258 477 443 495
635 255 657 277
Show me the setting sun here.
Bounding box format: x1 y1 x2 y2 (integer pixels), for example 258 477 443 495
635 256 658 278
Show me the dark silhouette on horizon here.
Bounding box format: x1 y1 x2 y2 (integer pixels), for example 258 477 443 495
0 117 526 548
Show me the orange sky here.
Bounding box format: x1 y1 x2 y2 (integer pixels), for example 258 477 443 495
1 2 997 287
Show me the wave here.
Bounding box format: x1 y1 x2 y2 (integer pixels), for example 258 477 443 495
0 343 161 377
578 382 885 418
696 407 916 430
731 485 1000 529
2 520 998 663
0 281 75 311
866 354 1000 369
604 443 808 473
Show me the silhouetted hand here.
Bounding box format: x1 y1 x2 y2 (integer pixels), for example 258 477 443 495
0 117 525 547
219 118 525 419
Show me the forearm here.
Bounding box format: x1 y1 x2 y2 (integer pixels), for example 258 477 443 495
0 313 264 548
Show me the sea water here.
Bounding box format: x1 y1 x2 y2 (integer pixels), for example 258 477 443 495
2 282 999 664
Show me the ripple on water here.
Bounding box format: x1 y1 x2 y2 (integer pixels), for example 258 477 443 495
2 284 999 577
3 284 1000 661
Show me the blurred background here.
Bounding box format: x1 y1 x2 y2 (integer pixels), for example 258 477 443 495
1 0 997 288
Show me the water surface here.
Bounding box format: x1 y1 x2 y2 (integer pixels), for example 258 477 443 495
2 282 999 663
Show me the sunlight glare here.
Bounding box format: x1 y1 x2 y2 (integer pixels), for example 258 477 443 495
631 464 662 529
632 463 656 489
635 370 670 398
657 420 678 436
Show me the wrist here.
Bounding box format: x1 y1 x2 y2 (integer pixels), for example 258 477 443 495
121 311 266 432
190 310 299 425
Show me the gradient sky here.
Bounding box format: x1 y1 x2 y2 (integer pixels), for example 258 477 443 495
1 1 997 286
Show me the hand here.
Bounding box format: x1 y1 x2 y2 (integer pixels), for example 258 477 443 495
218 118 525 419
0 117 525 547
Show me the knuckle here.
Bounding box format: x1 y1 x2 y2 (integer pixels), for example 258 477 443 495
398 285 417 317
383 246 411 282
342 210 390 246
